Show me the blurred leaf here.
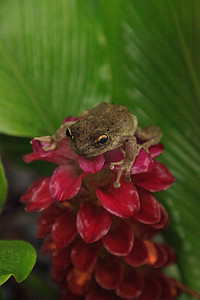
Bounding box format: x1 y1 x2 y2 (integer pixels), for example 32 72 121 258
0 135 31 154
0 240 36 285
0 160 7 211
0 289 4 300
100 0 200 296
0 0 111 137
24 273 60 300
0 135 55 177
0 135 32 167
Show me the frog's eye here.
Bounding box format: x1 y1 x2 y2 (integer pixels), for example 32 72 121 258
96 134 108 144
66 128 73 139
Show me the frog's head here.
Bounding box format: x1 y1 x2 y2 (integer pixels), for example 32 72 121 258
66 118 120 157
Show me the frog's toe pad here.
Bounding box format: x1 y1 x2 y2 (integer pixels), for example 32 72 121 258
125 176 131 183
113 181 121 188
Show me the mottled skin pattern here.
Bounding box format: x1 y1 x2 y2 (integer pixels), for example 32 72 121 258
68 103 138 157
35 102 162 188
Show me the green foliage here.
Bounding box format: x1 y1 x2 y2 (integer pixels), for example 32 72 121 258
24 273 60 300
0 290 4 300
0 0 199 298
0 161 7 211
0 0 110 137
0 240 36 285
100 0 200 293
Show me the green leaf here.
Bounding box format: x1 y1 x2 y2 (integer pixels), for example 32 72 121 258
0 289 4 300
0 0 111 137
0 240 36 285
0 134 65 181
0 160 7 211
24 273 60 300
100 0 200 296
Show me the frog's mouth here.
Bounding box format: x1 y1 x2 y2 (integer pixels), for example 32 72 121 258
68 140 82 156
69 139 108 157
69 140 90 157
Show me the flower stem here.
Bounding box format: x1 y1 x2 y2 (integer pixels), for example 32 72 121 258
172 279 200 299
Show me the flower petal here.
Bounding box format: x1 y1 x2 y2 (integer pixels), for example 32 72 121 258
41 236 57 253
77 201 112 243
137 277 162 300
62 116 81 124
71 239 100 272
62 288 85 300
23 152 42 163
52 247 71 271
37 204 62 238
131 149 154 174
151 244 168 268
103 220 134 256
104 148 124 165
95 178 140 218
144 240 158 265
151 204 170 229
124 237 148 267
67 268 91 295
149 143 164 158
50 165 83 201
51 269 67 287
133 161 175 192
134 188 161 224
21 178 53 212
162 244 177 266
78 155 105 174
116 268 143 299
52 212 77 248
95 256 123 289
86 284 117 300
156 275 178 299
31 138 77 165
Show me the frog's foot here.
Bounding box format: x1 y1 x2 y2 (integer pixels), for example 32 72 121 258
33 136 57 151
137 143 150 154
109 160 124 170
110 159 133 188
80 109 90 118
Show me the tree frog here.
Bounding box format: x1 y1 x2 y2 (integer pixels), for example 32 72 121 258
35 102 162 188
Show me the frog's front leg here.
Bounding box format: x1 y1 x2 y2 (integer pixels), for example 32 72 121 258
33 122 74 151
110 136 138 188
135 125 162 153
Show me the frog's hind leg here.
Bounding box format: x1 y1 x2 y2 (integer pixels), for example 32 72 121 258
135 125 162 153
80 109 90 118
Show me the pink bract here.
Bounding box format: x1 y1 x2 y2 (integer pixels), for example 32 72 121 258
21 117 180 299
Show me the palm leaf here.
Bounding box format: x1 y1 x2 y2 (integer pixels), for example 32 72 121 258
0 0 199 298
100 0 200 295
0 160 7 211
0 0 111 137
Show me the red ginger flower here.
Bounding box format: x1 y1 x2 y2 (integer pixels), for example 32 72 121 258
21 117 182 299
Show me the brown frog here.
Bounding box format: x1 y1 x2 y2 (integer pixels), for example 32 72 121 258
35 102 162 188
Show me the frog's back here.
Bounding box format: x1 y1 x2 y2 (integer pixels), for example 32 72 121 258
86 102 136 136
88 102 128 118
